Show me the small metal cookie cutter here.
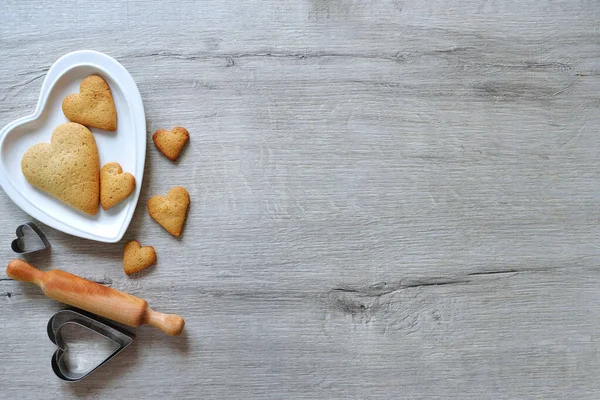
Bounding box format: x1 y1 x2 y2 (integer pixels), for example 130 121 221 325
11 222 51 254
47 309 135 382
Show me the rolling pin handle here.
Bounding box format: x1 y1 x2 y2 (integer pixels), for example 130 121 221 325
144 308 185 336
6 259 44 285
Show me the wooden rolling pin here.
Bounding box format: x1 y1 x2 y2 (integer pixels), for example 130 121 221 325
6 259 184 336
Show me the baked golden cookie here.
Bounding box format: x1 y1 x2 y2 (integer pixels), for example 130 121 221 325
21 122 100 215
152 127 189 161
123 240 156 275
147 186 190 237
100 162 136 210
62 75 117 131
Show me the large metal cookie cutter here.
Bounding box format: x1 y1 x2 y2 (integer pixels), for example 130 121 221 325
47 309 135 382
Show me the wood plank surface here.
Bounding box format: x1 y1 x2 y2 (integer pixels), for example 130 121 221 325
1 0 600 398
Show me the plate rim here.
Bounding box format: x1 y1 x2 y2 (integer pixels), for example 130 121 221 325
0 50 146 243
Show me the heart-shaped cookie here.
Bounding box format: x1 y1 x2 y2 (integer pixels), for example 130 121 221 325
123 240 156 275
62 75 117 131
152 127 189 161
21 122 100 215
100 162 135 210
148 186 190 237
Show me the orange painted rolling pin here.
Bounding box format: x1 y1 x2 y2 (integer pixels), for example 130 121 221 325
6 259 185 336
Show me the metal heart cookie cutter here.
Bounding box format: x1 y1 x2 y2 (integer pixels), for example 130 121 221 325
47 309 135 382
11 222 51 254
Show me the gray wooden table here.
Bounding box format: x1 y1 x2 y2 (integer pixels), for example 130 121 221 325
1 1 600 398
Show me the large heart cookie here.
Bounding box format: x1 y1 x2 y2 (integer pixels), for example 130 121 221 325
100 162 135 210
123 240 156 275
21 122 100 215
148 186 190 237
62 75 117 131
152 127 189 161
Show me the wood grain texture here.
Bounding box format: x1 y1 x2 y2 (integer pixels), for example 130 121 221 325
1 0 600 398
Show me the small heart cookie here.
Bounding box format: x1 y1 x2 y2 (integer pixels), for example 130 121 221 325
62 75 117 131
100 162 135 210
21 122 100 215
152 127 189 161
123 240 156 275
148 186 190 237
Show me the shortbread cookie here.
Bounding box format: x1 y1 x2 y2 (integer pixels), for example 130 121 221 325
123 240 156 275
152 127 189 161
147 186 190 237
62 75 117 131
100 162 136 210
21 122 100 215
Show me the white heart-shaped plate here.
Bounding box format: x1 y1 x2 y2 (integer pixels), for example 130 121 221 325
0 50 146 243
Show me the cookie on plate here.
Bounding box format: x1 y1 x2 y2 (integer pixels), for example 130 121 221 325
100 162 135 210
21 122 100 215
147 186 190 237
152 127 189 161
123 240 156 275
62 75 117 131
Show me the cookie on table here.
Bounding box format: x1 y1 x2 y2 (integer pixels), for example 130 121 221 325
21 122 100 215
100 162 135 210
62 75 117 131
152 127 189 161
123 240 156 275
147 186 190 237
